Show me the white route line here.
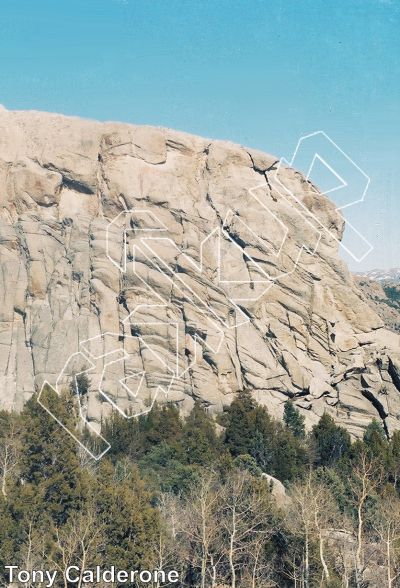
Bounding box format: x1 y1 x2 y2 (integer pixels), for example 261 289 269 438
273 131 372 262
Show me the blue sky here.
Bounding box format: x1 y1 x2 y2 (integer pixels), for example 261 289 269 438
0 0 399 270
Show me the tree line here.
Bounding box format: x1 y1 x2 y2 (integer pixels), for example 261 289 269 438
1 384 400 587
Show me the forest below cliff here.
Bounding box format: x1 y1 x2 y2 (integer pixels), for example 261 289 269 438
1 388 400 588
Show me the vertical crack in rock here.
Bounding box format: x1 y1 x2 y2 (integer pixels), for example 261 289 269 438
388 357 400 394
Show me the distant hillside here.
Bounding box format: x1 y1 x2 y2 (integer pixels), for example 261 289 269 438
355 276 400 333
354 268 400 283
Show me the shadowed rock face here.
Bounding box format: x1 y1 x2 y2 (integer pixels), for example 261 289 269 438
0 104 399 437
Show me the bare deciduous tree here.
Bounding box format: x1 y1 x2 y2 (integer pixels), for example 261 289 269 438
286 473 343 587
0 418 20 499
50 502 105 588
347 453 384 588
286 477 315 588
154 493 182 588
175 471 224 588
19 516 48 588
221 471 273 588
373 497 400 588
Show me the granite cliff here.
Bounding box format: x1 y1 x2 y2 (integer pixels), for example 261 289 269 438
0 105 399 438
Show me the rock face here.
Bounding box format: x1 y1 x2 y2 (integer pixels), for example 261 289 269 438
0 105 400 438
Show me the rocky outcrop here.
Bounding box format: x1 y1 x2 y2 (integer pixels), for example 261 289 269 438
0 105 399 437
262 473 290 507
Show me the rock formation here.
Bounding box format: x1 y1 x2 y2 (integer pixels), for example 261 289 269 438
0 104 399 438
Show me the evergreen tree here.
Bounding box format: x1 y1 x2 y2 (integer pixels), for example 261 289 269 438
139 441 199 495
249 429 274 472
102 409 141 461
224 390 256 457
312 413 351 467
139 402 183 451
95 459 161 570
183 401 219 466
363 418 388 458
70 371 91 396
233 454 262 477
272 427 309 482
0 498 19 583
283 400 306 440
249 406 276 472
18 386 88 525
158 403 184 445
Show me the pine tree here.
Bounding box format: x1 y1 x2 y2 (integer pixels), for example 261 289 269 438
312 413 351 467
224 390 255 457
102 409 141 461
183 401 219 466
272 427 309 482
363 418 387 458
233 454 262 477
283 400 306 440
70 371 91 397
249 429 274 472
139 402 184 450
0 497 19 583
95 459 161 570
18 386 88 525
158 403 184 445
